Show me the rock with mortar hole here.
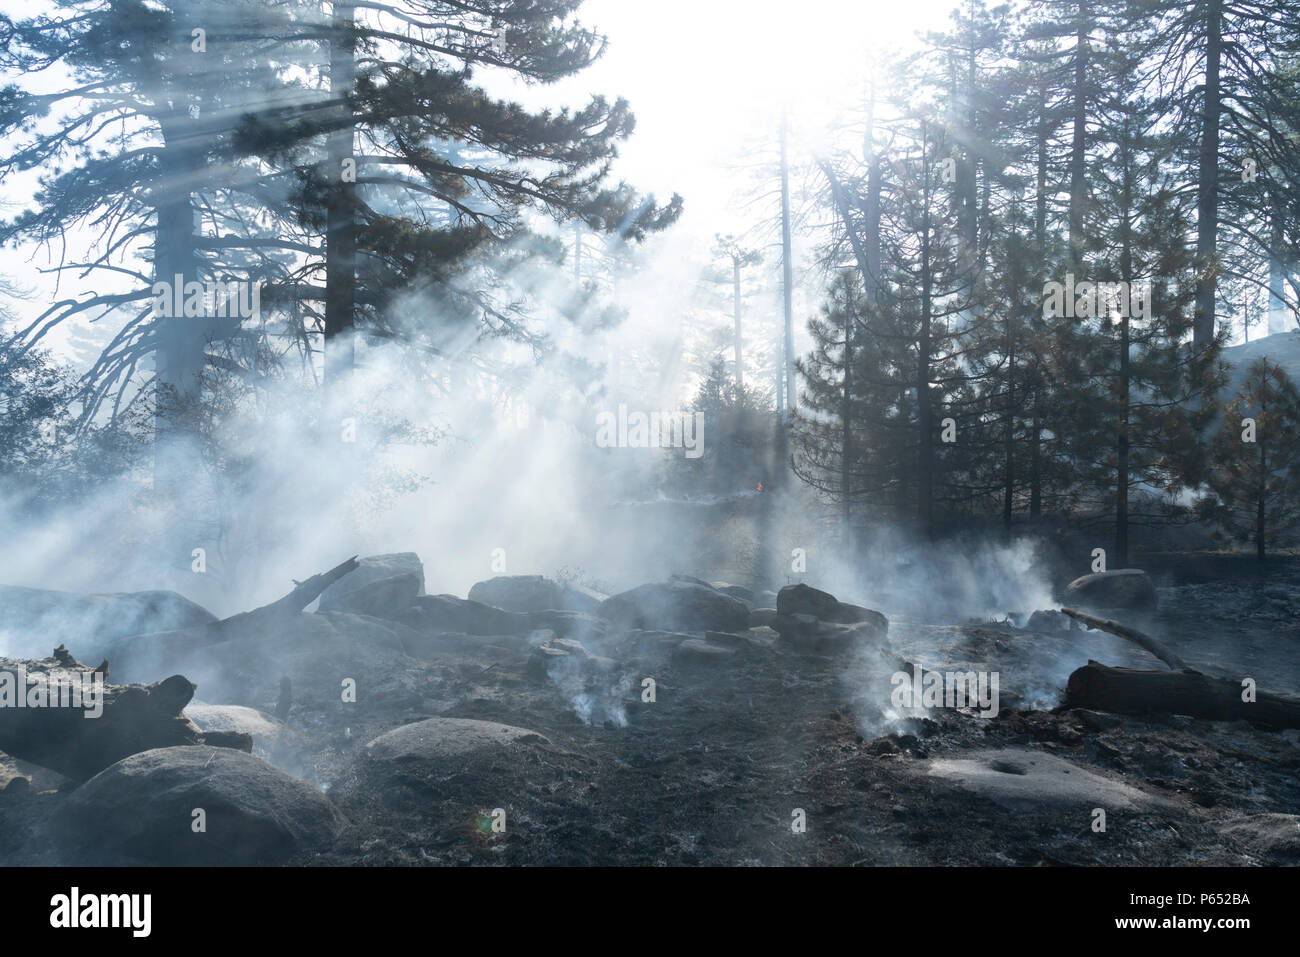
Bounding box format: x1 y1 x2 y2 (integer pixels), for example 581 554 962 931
598 581 750 633
926 747 1169 811
1063 569 1157 612
53 746 347 865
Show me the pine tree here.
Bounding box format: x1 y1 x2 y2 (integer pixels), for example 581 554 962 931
1208 357 1300 559
1053 81 1225 565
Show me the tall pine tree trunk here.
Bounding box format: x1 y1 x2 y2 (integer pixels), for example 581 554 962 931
1116 122 1135 569
733 256 744 390
918 125 935 539
325 1 357 383
1257 391 1267 560
841 292 854 530
1068 1 1090 269
780 117 796 417
153 118 205 513
1003 332 1015 533
574 220 582 286
1194 0 1223 350
1030 92 1049 517
1268 193 1288 335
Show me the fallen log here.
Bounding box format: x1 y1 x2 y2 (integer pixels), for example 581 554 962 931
0 646 250 782
1059 606 1190 672
1064 660 1300 731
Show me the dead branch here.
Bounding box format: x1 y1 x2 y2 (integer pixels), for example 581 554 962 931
1059 607 1191 672
212 555 359 637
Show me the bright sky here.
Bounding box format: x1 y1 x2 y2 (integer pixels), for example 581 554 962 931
538 0 955 233
0 0 961 365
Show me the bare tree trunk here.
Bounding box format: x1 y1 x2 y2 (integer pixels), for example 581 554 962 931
841 291 853 529
153 104 210 572
1268 194 1288 335
1003 334 1015 533
733 256 743 390
574 220 582 286
1257 391 1267 560
918 124 935 539
1030 91 1048 519
1068 1 1090 269
1116 120 1135 569
325 0 357 384
780 117 796 417
1194 0 1223 350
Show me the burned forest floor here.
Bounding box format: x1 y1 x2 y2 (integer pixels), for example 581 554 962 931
1 552 1298 867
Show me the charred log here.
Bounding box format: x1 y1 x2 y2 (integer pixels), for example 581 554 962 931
0 646 250 782
1064 660 1300 731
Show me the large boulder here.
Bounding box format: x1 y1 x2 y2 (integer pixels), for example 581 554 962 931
53 747 347 865
527 635 592 681
0 585 215 659
926 748 1168 811
468 575 560 613
558 583 607 615
317 572 421 620
712 582 755 605
1063 569 1158 612
399 595 533 635
773 612 888 653
776 583 878 624
317 553 424 612
597 581 750 633
185 703 292 756
331 718 551 815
